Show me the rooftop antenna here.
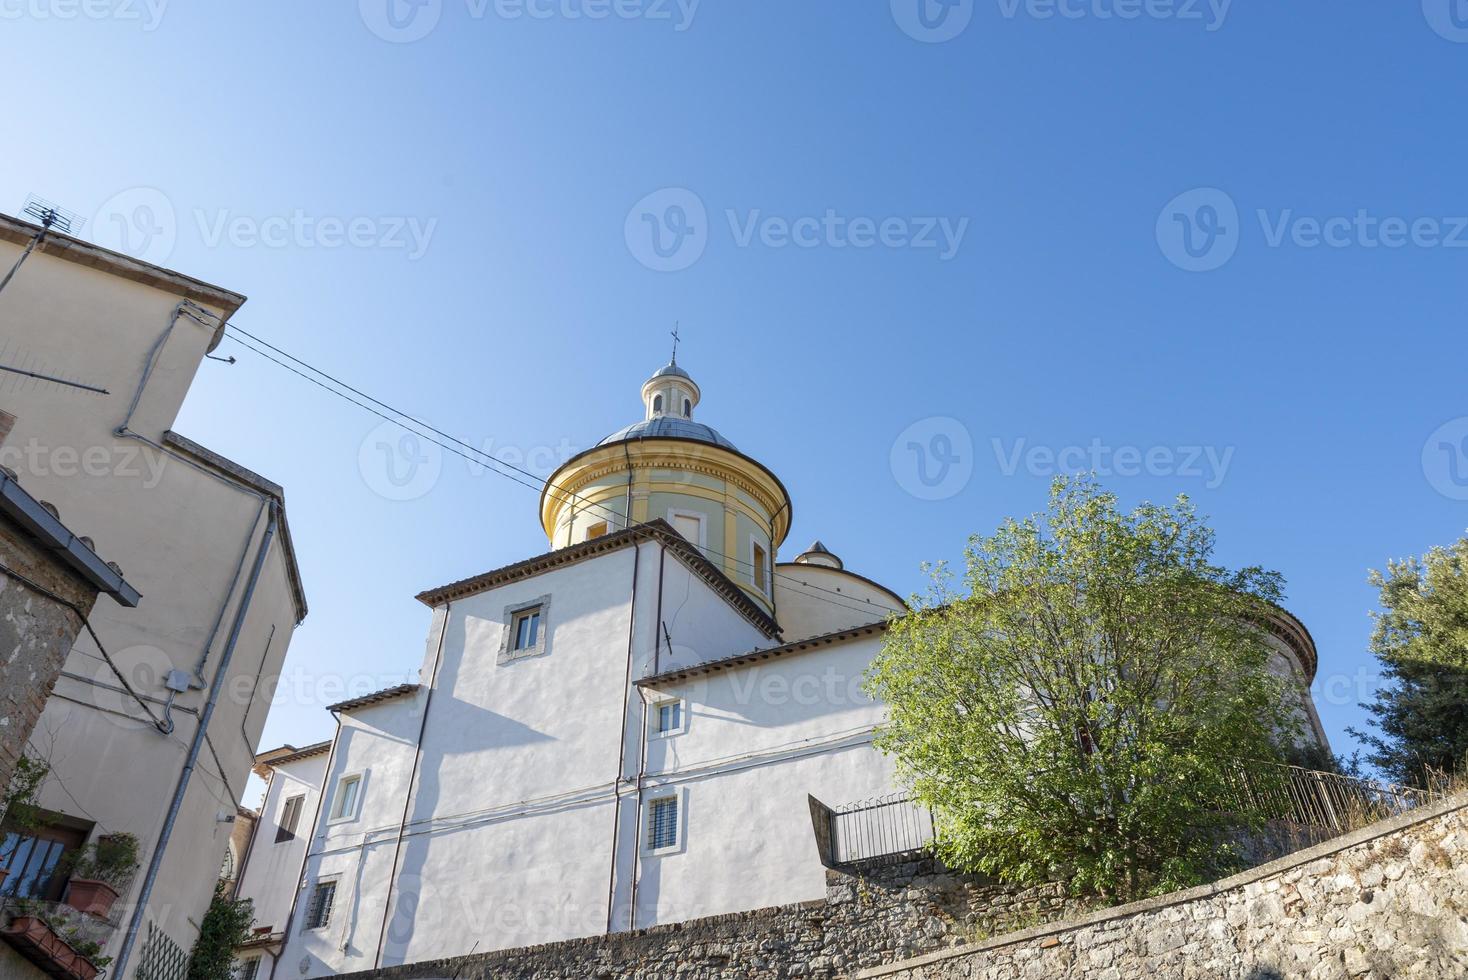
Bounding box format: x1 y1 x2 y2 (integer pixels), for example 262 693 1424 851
670 322 681 365
21 194 82 236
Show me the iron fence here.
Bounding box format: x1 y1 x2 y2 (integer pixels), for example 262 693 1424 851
821 764 1439 867
828 793 935 865
1222 762 1433 835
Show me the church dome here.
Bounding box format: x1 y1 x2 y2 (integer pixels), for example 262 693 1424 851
597 418 736 450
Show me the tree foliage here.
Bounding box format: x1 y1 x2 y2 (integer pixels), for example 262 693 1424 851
187 881 255 980
865 477 1299 902
1353 534 1468 787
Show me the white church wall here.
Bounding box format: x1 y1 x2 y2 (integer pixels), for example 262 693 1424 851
634 632 896 925
773 563 904 642
236 752 327 937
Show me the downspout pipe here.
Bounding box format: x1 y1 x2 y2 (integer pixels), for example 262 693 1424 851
113 503 281 980
278 710 343 967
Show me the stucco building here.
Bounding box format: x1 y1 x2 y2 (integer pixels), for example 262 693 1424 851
0 211 307 980
234 359 1328 978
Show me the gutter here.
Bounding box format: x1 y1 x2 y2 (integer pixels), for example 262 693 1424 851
0 467 140 605
112 502 281 979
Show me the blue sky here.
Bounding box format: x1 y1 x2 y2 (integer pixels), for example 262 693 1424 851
5 0 1467 796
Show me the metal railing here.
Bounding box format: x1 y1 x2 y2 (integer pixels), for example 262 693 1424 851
828 793 935 865
1222 762 1434 835
819 764 1439 867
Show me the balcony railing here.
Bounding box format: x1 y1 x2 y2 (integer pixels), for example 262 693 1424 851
812 763 1441 868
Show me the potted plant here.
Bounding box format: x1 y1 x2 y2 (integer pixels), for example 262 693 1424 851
62 832 139 919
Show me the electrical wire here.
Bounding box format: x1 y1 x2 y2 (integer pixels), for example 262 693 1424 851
215 322 905 620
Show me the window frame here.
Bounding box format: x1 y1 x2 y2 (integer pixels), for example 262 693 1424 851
303 877 339 932
275 794 305 844
642 788 688 857
498 595 553 664
750 538 769 595
585 520 609 541
327 772 365 825
666 508 707 550
649 698 687 739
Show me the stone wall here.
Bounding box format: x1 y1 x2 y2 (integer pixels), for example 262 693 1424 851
0 514 97 807
334 860 1089 980
860 793 1468 980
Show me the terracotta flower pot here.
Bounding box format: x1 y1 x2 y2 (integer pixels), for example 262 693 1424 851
64 877 121 918
2 916 99 980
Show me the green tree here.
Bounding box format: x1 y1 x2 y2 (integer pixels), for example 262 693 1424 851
866 477 1298 902
187 881 255 980
1353 535 1468 787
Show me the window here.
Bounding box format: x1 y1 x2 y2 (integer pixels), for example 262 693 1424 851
276 795 304 843
236 957 261 980
585 520 609 541
647 797 678 851
304 880 337 931
512 608 541 651
0 822 86 900
499 596 552 663
653 394 663 414
668 510 704 549
651 699 685 738
329 774 362 823
752 542 768 593
682 398 691 417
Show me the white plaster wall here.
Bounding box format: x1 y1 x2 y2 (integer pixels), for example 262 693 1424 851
0 235 302 975
773 564 904 642
236 754 327 935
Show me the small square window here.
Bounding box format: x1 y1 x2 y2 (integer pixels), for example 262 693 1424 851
651 699 685 738
647 797 678 851
585 521 609 541
752 542 768 593
276 795 304 843
513 608 541 651
499 596 553 663
330 774 362 823
304 880 337 931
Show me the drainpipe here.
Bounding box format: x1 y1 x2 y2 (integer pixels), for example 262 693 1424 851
605 540 642 933
112 503 281 979
0 226 47 297
373 603 451 968
626 544 666 929
278 710 344 967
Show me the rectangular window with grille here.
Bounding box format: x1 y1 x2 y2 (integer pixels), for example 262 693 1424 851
304 880 337 930
276 795 304 843
647 797 678 851
237 957 261 980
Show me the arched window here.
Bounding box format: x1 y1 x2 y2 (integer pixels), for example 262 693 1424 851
653 394 663 414
683 398 691 417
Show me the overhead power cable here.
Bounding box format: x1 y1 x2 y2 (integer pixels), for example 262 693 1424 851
217 322 904 619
